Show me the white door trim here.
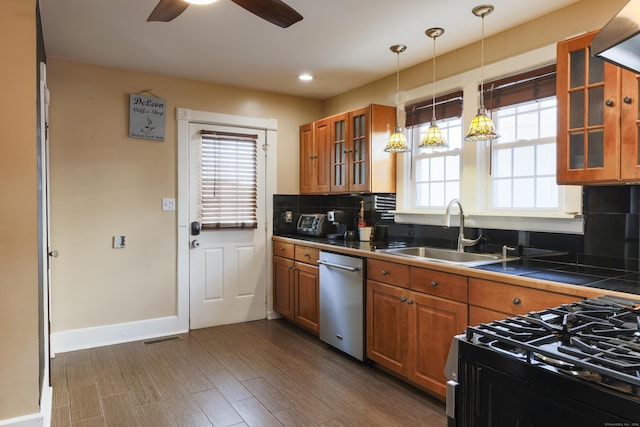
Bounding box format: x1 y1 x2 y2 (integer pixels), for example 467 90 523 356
176 108 278 330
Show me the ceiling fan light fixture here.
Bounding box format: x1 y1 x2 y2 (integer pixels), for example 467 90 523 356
384 44 411 153
185 0 218 4
465 4 499 142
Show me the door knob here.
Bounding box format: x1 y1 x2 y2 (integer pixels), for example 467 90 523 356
191 240 200 248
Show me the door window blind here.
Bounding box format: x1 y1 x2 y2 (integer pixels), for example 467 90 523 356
200 130 258 229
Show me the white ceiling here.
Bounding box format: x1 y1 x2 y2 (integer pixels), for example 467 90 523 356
39 0 580 100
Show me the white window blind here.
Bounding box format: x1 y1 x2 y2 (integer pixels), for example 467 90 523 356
200 130 258 229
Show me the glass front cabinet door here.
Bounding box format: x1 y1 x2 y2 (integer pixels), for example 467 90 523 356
557 30 640 184
329 104 396 193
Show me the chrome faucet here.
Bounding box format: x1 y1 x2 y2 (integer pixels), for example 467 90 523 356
442 199 482 252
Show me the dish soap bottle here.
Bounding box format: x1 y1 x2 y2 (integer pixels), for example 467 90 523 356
357 201 366 227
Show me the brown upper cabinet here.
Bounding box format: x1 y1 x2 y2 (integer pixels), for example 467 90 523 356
300 104 397 194
557 30 640 184
299 118 331 194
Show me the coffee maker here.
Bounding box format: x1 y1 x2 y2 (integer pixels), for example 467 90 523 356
327 210 351 239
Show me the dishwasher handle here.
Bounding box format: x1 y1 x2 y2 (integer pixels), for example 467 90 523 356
316 259 360 272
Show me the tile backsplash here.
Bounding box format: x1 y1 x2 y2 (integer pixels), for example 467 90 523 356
274 185 640 272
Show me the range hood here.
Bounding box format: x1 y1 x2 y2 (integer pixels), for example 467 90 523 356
592 0 640 74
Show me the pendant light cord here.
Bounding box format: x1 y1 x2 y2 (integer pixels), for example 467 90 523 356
480 14 485 109
432 36 437 122
396 51 401 126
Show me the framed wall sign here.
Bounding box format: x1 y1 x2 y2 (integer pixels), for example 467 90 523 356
129 93 166 141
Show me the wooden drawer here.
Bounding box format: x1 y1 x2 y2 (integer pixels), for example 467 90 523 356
273 241 294 259
410 267 468 303
367 259 410 288
295 245 320 266
469 278 583 316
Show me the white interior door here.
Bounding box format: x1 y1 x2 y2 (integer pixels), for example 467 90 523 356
188 122 267 329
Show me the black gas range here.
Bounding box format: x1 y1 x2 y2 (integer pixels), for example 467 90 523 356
445 295 640 426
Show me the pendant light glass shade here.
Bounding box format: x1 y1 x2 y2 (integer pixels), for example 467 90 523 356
420 27 447 149
384 44 410 153
421 119 447 147
465 106 498 141
465 5 499 142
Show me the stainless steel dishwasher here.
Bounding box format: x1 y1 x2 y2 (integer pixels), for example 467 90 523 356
317 251 365 361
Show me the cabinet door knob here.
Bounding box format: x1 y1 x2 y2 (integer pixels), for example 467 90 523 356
624 96 633 104
605 99 614 107
431 280 438 287
512 297 521 305
381 270 388 275
279 247 285 251
407 299 414 305
400 296 406 302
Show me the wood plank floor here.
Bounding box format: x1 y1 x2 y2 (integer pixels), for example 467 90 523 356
51 319 446 426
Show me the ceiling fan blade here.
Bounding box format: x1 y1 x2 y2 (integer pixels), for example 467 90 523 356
231 0 303 28
147 0 190 22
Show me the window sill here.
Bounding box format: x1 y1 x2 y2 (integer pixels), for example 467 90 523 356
392 210 584 234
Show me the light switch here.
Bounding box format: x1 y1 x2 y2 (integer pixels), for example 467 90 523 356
162 198 175 211
285 211 293 223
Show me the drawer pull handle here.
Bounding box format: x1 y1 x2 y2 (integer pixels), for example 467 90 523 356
431 280 438 287
407 299 414 305
304 252 310 257
400 296 407 302
513 297 521 305
279 247 285 251
381 270 389 275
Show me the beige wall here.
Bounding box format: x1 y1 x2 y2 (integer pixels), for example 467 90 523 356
0 0 40 420
323 0 628 115
47 58 322 331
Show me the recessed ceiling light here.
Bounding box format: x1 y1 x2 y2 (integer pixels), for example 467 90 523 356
298 73 314 81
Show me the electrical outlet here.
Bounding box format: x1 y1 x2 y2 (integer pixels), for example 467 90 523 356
285 211 293 223
113 236 126 249
162 198 175 211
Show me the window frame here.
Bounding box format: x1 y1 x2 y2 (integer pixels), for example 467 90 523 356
394 43 583 234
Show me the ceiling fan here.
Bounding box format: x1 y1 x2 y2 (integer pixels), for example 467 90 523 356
147 0 303 28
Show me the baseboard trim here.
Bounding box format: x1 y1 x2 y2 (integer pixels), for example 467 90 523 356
0 385 51 427
267 310 281 320
51 315 188 354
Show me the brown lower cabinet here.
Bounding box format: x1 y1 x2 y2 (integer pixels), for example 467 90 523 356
273 238 597 401
366 259 468 400
272 241 320 334
468 278 585 325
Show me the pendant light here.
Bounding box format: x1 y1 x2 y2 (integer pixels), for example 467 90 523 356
420 27 448 149
465 5 499 142
384 44 411 153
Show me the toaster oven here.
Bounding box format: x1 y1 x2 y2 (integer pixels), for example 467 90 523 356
296 213 329 236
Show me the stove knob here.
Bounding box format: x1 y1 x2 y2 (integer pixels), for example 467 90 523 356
512 297 521 305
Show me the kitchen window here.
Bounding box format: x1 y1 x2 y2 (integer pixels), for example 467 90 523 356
406 91 463 209
485 65 560 211
394 44 583 233
199 130 258 229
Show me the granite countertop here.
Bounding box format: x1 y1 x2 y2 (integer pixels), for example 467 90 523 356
275 234 640 296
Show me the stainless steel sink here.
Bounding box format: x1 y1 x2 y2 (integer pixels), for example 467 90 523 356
375 246 518 267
